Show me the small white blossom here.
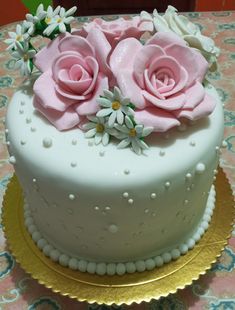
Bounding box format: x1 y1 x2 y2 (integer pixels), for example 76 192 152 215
43 6 77 36
115 116 153 155
24 4 47 35
96 87 135 127
11 42 36 76
26 4 47 24
5 24 30 50
83 116 117 146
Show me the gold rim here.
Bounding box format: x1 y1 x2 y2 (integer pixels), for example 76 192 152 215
2 168 235 305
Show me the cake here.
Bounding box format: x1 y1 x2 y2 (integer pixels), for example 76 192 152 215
5 4 225 276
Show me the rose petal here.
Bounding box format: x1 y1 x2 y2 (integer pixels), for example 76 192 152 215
165 44 208 87
86 28 112 79
173 93 216 120
184 81 205 109
34 33 69 72
83 57 99 95
133 44 165 88
146 31 186 48
58 68 92 94
116 70 146 108
110 37 142 75
52 52 92 83
135 107 180 132
142 90 186 110
59 35 95 57
55 83 92 100
33 97 80 131
33 71 76 112
76 75 109 115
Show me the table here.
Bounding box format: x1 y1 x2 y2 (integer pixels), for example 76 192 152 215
0 11 235 309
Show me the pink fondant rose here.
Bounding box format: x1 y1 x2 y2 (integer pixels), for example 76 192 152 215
80 16 153 46
33 29 113 130
110 31 216 132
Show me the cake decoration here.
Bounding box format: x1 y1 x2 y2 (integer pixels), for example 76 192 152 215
140 6 220 71
5 4 220 155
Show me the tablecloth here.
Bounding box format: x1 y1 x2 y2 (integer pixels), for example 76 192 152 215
0 11 235 310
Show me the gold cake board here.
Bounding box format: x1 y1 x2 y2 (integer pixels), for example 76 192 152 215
2 168 235 306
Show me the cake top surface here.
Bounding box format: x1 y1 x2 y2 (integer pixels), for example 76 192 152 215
5 4 220 155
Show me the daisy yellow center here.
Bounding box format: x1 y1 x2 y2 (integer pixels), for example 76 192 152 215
129 128 136 137
45 17 51 24
16 35 23 41
96 123 104 133
23 54 29 62
112 101 121 110
57 17 62 23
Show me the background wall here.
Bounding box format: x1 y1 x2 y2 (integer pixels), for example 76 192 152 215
0 0 51 26
0 0 235 26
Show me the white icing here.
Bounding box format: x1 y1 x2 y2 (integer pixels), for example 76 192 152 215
6 83 224 275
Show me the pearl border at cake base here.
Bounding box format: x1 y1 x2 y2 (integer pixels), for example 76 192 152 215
2 168 235 306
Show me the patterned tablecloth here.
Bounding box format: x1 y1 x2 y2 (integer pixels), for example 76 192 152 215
0 11 235 310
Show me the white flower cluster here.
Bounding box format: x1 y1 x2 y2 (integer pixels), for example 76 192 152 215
5 4 76 76
141 6 220 70
83 87 153 155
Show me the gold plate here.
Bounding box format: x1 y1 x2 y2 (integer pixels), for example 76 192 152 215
2 168 235 305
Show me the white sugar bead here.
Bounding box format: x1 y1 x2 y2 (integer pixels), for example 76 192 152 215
43 244 53 256
106 263 116 276
126 262 136 274
96 263 106 275
187 238 195 249
145 258 155 270
37 238 47 250
87 262 96 274
171 249 180 260
69 258 78 270
154 256 164 267
162 252 172 263
32 231 41 242
42 137 52 148
50 249 61 262
136 260 146 272
179 244 188 254
59 254 69 267
116 263 126 275
78 260 87 272
28 224 37 234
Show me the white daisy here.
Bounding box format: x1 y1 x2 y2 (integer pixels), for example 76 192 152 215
115 116 153 155
83 116 117 146
43 6 77 36
23 4 47 35
11 42 36 76
5 24 30 50
96 87 135 127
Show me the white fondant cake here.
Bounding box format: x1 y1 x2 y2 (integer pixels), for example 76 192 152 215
6 82 224 275
4 4 225 275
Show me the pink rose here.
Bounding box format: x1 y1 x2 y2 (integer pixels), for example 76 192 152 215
79 16 153 46
110 31 216 132
33 29 113 130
